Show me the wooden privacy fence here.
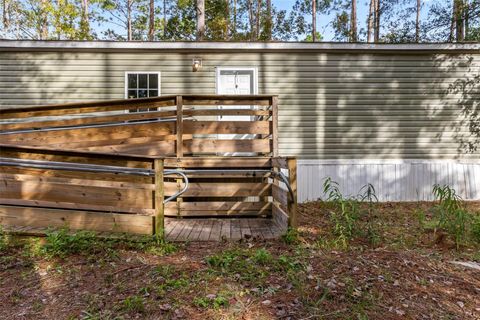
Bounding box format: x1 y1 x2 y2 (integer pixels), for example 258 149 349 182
0 94 279 157
0 95 296 238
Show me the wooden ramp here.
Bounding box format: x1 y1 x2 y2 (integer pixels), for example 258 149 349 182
0 95 297 240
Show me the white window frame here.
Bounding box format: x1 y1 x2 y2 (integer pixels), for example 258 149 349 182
215 67 258 95
124 71 161 99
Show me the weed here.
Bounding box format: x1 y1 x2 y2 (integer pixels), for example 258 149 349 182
42 228 100 258
322 178 381 248
282 227 299 245
121 295 145 313
0 226 6 251
253 248 272 265
472 214 480 243
432 184 474 248
194 293 229 309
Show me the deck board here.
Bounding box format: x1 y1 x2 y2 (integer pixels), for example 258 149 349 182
3 218 284 241
163 218 282 241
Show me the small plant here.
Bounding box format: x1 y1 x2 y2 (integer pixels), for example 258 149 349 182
323 178 360 248
194 293 229 309
121 295 145 313
42 228 99 258
432 184 470 248
322 178 380 248
472 214 480 243
282 227 299 245
253 248 273 265
0 226 6 251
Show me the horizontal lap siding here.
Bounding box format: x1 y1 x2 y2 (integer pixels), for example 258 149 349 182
1 51 479 160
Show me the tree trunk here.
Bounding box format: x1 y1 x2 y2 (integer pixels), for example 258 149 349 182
163 0 166 38
40 0 48 40
255 0 261 40
374 0 380 42
265 0 271 40
3 0 9 31
196 0 205 40
367 0 374 42
148 0 154 41
416 0 420 42
312 0 316 42
350 0 357 42
454 0 465 41
127 0 132 41
248 0 254 40
80 0 90 39
233 0 237 39
225 0 229 40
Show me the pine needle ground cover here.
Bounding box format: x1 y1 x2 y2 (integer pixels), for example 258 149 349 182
1 201 479 320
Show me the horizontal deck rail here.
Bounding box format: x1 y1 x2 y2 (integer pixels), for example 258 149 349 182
0 95 296 239
0 94 279 158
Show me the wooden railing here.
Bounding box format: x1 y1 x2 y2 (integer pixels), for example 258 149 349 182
0 95 296 237
0 145 160 235
0 95 278 157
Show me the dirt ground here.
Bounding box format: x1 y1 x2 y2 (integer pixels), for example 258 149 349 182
1 202 479 320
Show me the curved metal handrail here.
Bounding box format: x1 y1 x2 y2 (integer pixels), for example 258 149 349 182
163 170 189 204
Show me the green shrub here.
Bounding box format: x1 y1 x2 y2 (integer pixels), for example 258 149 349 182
322 178 379 248
432 184 480 248
432 184 470 248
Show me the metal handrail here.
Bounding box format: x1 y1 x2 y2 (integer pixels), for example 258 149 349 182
0 157 190 204
0 158 294 202
163 170 189 204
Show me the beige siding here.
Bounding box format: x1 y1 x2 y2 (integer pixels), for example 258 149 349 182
1 51 479 160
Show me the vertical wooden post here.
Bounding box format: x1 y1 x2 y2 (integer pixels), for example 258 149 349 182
176 95 183 158
154 158 165 237
271 96 279 157
287 157 297 228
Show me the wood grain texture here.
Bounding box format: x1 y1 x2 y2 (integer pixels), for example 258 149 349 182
0 205 154 235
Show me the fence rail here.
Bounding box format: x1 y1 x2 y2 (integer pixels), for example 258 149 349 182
0 95 296 238
0 94 279 157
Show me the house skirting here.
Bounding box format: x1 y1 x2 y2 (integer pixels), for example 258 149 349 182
297 159 480 202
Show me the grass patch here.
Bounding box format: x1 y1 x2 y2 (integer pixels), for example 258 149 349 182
120 295 145 313
39 228 177 259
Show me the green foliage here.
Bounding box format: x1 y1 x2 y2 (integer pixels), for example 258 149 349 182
282 227 299 245
472 215 480 243
40 228 177 258
253 248 273 265
432 184 479 248
0 226 6 252
205 248 305 284
120 295 145 313
194 293 229 309
322 178 380 248
42 229 100 258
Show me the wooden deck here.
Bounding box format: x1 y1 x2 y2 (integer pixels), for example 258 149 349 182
2 218 286 242
165 218 285 241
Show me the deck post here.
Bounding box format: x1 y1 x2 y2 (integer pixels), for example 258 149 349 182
176 95 183 158
154 158 165 237
271 96 279 157
287 157 297 228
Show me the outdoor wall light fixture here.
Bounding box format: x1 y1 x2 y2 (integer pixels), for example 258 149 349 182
192 58 202 72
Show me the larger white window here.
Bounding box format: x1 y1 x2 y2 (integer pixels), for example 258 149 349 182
124 72 161 99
